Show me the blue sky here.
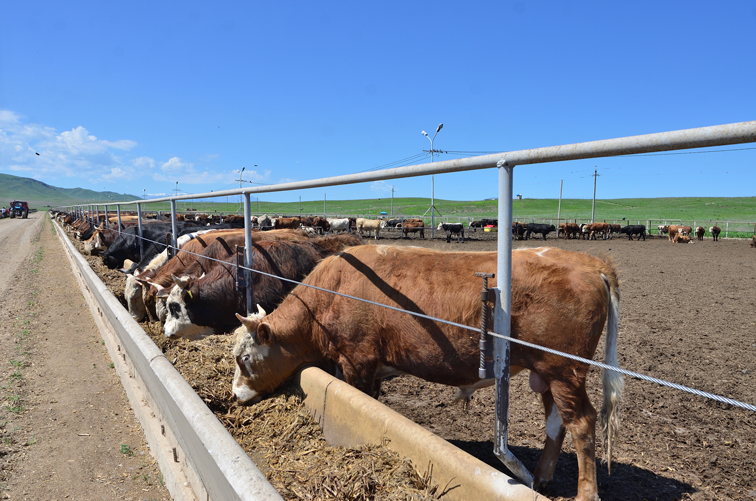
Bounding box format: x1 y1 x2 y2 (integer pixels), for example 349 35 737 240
1 1 754 203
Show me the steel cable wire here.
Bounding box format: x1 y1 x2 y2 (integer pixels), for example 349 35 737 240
121 229 756 413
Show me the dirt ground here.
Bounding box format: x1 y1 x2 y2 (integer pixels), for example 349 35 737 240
0 214 169 500
43 221 756 499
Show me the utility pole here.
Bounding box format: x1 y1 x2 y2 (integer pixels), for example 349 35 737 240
421 123 444 238
391 185 394 216
591 168 600 223
236 167 246 213
557 179 563 227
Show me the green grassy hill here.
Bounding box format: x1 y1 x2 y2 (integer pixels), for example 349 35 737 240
0 173 139 208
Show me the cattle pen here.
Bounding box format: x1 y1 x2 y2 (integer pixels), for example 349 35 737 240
56 121 756 500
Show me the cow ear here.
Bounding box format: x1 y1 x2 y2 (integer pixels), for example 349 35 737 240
257 322 273 345
156 286 172 299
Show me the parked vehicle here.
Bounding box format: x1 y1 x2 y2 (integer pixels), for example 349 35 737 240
8 201 29 219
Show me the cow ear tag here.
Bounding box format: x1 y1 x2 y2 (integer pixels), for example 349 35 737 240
186 291 193 299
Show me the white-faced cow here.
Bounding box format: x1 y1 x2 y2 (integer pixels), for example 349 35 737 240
437 222 465 243
232 245 623 501
710 225 721 241
695 226 705 241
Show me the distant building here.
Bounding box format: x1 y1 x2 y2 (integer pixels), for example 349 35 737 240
516 194 522 200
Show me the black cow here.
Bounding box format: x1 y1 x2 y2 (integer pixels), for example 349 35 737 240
469 218 498 231
384 218 403 228
512 222 526 240
437 223 465 243
619 224 646 241
525 223 556 240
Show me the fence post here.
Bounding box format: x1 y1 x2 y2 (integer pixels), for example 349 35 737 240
726 222 729 238
243 193 254 316
492 159 533 486
136 203 144 261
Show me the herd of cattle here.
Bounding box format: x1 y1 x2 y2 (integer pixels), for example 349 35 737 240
52 207 743 500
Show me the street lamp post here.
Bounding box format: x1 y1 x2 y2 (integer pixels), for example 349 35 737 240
422 123 443 238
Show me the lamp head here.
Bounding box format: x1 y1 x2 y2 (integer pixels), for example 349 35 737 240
421 131 428 137
436 123 443 133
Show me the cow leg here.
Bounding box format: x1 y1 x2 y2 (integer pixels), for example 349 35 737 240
550 380 599 501
533 389 566 490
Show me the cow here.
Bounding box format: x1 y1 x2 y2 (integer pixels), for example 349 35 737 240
311 216 330 235
469 219 497 231
588 222 610 240
401 221 425 239
257 214 272 229
679 226 693 237
437 223 465 243
562 222 581 239
579 223 591 240
327 218 351 234
695 226 706 241
525 223 556 241
162 235 363 340
709 226 721 241
658 225 669 236
512 222 526 240
123 229 219 320
608 224 622 239
232 245 623 501
356 218 387 239
618 224 646 241
272 217 302 230
667 225 680 242
673 233 691 243
83 228 122 255
750 235 756 248
384 218 403 229
137 229 315 323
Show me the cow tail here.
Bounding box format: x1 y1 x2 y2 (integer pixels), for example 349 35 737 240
599 271 624 475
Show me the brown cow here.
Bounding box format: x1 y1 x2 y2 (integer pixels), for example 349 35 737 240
401 220 425 238
161 234 363 339
138 229 312 323
710 225 721 241
588 222 609 240
695 226 705 241
272 217 301 230
562 222 581 239
668 225 680 242
673 233 691 244
750 235 756 248
232 245 623 501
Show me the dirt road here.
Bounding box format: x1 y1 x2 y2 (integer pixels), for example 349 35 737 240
0 214 169 500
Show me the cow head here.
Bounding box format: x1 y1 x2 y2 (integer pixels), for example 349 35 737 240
162 274 214 340
124 273 147 321
232 306 288 404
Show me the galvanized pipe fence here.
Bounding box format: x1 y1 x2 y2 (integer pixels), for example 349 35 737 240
56 120 756 488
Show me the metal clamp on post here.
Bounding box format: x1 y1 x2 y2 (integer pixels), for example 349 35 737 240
475 272 496 380
235 245 246 290
166 233 174 259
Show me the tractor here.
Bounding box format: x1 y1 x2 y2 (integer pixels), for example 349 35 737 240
8 201 29 219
